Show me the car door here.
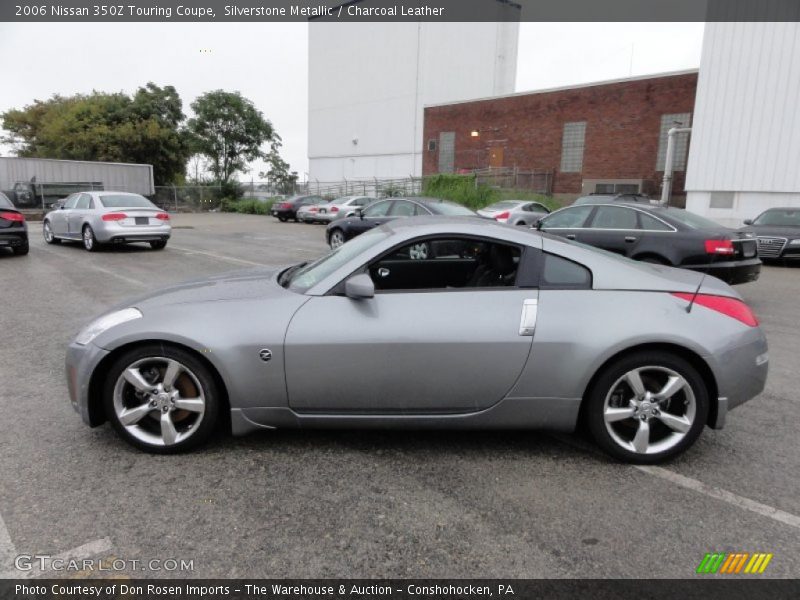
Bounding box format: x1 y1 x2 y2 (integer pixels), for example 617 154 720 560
538 205 594 242
284 236 537 413
52 194 79 236
579 205 641 256
68 193 92 236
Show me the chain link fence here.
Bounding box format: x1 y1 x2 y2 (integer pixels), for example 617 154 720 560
472 168 553 195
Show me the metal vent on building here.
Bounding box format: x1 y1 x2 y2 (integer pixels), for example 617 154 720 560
428 139 437 152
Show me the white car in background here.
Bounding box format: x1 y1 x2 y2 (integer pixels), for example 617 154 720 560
477 200 551 226
317 195 377 223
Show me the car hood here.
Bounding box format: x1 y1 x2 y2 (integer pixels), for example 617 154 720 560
741 225 800 237
124 267 291 309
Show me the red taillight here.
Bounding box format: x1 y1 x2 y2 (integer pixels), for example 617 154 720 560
330 206 339 213
704 239 735 255
672 292 759 327
102 213 127 222
495 211 510 220
279 202 292 209
0 211 24 222
310 207 318 213
156 212 170 220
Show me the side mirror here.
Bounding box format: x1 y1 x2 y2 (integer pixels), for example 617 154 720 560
345 273 375 299
355 208 364 219
743 219 753 225
58 204 65 210
534 218 544 230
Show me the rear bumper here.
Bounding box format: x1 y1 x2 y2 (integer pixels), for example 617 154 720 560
0 231 28 247
685 258 761 285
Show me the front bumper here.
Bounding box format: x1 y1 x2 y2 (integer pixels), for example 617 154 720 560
65 341 110 426
685 258 761 285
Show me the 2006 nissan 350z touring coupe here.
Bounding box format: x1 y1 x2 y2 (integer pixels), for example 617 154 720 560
65 217 768 463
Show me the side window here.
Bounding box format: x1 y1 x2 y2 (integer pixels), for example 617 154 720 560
540 253 592 289
525 202 548 213
590 206 638 230
639 212 673 231
75 194 91 210
363 201 392 217
369 238 521 291
64 195 79 209
390 201 416 217
541 206 593 228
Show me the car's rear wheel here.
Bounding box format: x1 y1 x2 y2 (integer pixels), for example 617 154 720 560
329 229 345 249
82 225 99 252
43 220 60 244
586 351 709 464
12 241 29 256
150 240 167 250
103 345 220 453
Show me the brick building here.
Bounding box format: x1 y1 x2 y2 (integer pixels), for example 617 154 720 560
422 70 698 202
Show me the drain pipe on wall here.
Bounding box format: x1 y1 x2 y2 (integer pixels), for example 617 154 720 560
660 126 692 205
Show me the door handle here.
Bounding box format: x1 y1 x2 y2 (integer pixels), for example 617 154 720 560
377 267 390 278
519 298 538 336
625 236 637 243
566 234 576 240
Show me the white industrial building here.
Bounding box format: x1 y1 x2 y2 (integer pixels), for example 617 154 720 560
686 22 800 226
308 18 519 182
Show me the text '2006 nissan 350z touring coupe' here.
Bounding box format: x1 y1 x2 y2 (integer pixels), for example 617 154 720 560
65 217 768 463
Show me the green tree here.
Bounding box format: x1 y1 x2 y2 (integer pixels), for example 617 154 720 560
259 140 298 194
1 83 191 184
187 90 276 188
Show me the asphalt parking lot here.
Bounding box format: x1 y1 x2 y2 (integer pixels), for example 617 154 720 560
0 212 799 579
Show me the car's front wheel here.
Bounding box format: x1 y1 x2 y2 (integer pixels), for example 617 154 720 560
329 229 345 249
103 345 220 453
43 220 60 244
586 351 709 464
82 225 99 252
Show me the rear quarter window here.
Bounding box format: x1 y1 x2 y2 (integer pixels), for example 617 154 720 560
540 253 592 289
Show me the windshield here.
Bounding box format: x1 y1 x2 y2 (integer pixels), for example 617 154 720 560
430 201 476 216
99 194 156 208
0 192 13 208
664 208 726 230
285 228 390 293
753 209 800 227
484 201 522 211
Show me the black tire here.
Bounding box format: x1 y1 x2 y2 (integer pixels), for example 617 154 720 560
103 344 220 454
43 220 61 244
329 228 346 249
82 225 99 252
278 216 288 222
585 351 709 464
12 242 29 256
150 240 168 250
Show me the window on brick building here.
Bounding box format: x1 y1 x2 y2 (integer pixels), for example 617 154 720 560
438 132 455 173
560 122 586 173
656 113 692 171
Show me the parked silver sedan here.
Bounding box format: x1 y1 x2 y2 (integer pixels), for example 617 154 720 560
43 191 171 251
65 217 767 462
477 200 551 225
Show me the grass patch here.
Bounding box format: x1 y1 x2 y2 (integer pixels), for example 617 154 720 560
422 174 558 211
219 198 274 215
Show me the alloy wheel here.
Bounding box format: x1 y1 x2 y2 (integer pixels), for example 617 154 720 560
112 357 206 447
330 230 345 248
602 366 696 455
43 221 54 242
83 227 94 250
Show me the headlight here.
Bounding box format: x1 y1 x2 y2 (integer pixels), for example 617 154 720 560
75 308 142 346
788 239 800 246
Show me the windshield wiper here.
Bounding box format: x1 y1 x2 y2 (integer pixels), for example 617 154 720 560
279 262 308 288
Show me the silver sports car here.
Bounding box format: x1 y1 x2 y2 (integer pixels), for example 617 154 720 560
43 191 171 251
65 217 768 463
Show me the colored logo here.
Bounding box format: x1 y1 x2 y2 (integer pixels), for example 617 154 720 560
696 552 773 574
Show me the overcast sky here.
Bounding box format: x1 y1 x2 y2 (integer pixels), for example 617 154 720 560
0 22 704 181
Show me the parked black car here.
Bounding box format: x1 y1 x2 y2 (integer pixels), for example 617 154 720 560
536 201 760 285
0 192 29 256
271 195 325 222
742 207 800 261
325 197 476 248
